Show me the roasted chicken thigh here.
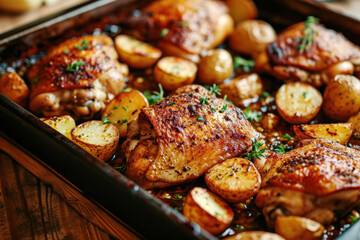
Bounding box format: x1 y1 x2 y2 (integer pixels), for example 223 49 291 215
121 0 234 62
256 139 360 228
28 35 128 120
122 93 258 189
256 21 360 87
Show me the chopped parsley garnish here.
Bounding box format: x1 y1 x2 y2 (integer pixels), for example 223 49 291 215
245 139 265 160
143 84 164 106
62 50 70 54
243 107 261 122
234 56 255 72
273 145 286 154
167 102 176 106
282 133 293 140
205 84 221 97
122 106 127 111
33 77 39 84
260 91 270 98
197 116 205 122
235 225 244 231
75 40 89 50
114 165 126 174
350 215 358 225
298 16 319 52
121 88 132 92
181 21 189 27
101 115 112 124
66 61 85 72
200 97 209 105
174 194 183 200
122 119 128 124
210 107 216 111
160 28 169 37
219 104 228 113
113 106 119 110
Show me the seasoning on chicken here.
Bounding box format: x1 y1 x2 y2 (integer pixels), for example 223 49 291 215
28 35 128 120
122 93 258 189
256 139 360 228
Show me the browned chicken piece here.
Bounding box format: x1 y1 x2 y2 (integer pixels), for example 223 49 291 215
28 35 128 120
256 139 360 228
256 22 360 87
122 93 258 189
121 0 234 62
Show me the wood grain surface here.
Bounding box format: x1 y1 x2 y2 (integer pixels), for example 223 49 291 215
0 135 142 240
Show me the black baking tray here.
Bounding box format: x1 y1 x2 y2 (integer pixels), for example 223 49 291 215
0 0 360 239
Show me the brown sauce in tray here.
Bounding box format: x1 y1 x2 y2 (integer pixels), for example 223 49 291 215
0 2 359 239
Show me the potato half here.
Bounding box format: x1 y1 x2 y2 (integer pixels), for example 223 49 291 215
205 158 261 203
323 75 360 121
293 123 353 144
115 35 162 69
183 187 234 235
153 56 197 91
198 49 233 85
276 82 322 124
0 72 29 107
275 216 324 240
224 231 285 240
229 20 276 57
40 115 76 140
101 90 149 138
225 0 258 24
71 120 119 162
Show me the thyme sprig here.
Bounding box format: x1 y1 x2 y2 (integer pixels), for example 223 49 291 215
245 139 265 160
298 16 319 52
243 107 262 123
143 84 164 106
234 56 254 72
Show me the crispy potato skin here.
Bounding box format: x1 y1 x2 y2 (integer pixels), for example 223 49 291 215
124 93 258 188
183 187 234 235
224 231 285 240
323 75 360 121
71 120 119 162
0 72 29 107
225 0 258 24
198 49 233 85
40 115 76 139
101 90 149 138
275 216 324 240
275 82 322 124
205 158 261 202
293 123 353 144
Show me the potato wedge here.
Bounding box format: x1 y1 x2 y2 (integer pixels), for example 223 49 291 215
219 73 263 107
40 115 76 140
229 20 276 57
101 90 148 138
225 0 258 24
323 75 360 121
293 123 353 144
276 82 322 124
198 49 233 85
183 187 234 235
115 35 162 69
347 113 360 139
153 56 197 91
224 231 285 240
205 158 261 203
0 72 29 107
275 216 324 240
71 120 119 162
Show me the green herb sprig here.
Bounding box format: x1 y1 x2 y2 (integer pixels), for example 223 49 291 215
234 56 254 72
282 133 293 141
205 84 221 97
66 61 85 72
243 107 261 122
298 16 319 52
101 115 112 124
143 84 164 106
245 139 265 160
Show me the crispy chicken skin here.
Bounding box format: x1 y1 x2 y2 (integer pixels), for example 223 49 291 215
256 22 360 86
122 93 258 189
256 139 360 228
28 35 128 120
122 0 234 62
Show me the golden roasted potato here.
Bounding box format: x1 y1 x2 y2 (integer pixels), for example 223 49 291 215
101 90 148 138
224 231 285 240
293 123 353 144
276 82 322 124
153 56 197 91
71 120 119 162
261 113 280 131
198 49 233 85
40 115 76 139
211 13 235 50
323 75 360 121
229 20 276 57
225 0 258 24
219 73 263 107
275 216 324 240
205 158 261 203
169 84 211 97
115 35 162 69
183 187 234 235
0 72 29 107
347 113 360 139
